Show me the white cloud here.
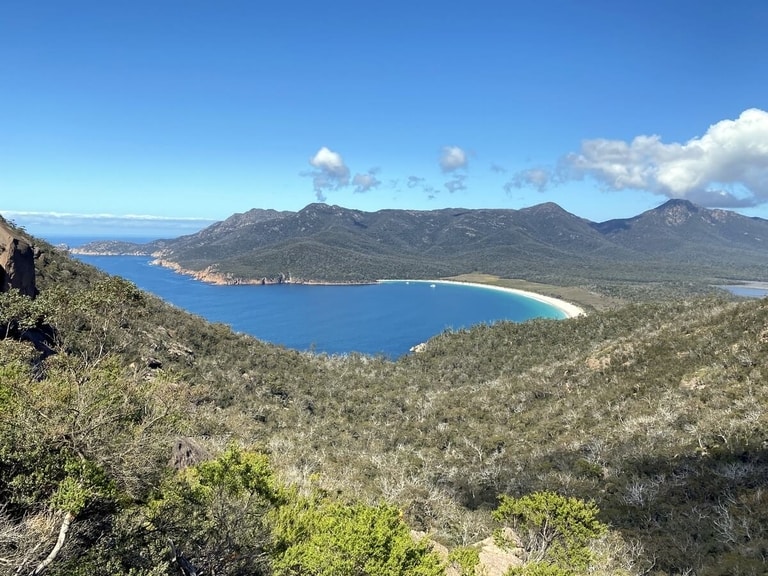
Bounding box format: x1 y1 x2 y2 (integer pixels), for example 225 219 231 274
352 170 381 194
305 146 351 201
439 146 468 172
310 146 349 177
516 108 768 208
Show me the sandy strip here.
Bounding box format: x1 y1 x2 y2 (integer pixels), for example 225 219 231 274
379 279 585 319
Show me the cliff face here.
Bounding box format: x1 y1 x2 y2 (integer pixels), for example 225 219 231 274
0 220 37 297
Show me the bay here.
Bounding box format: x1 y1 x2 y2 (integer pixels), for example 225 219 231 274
73 253 565 358
720 285 768 298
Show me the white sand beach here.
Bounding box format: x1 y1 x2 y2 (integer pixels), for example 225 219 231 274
380 279 585 319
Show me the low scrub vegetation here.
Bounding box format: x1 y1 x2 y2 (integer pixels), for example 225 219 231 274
1 233 767 574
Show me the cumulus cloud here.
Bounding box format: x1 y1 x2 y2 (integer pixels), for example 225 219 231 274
439 146 468 172
304 146 351 201
509 108 768 208
352 169 381 194
490 163 507 174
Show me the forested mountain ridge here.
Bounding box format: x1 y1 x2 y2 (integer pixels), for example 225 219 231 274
2 218 768 574
76 199 768 288
592 198 768 255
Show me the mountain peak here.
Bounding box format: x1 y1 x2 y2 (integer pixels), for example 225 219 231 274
650 199 703 227
656 198 700 212
521 201 568 214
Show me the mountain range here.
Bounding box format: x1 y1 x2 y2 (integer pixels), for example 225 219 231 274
75 199 768 287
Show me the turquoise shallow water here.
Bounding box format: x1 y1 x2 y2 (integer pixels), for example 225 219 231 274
70 249 565 358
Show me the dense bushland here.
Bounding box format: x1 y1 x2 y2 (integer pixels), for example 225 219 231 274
1 232 767 574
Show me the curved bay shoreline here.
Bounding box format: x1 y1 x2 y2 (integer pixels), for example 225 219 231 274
80 253 587 320
153 257 586 319
379 279 585 319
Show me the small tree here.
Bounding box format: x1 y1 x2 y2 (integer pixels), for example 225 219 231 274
492 491 606 573
269 497 443 576
146 444 286 575
0 288 44 338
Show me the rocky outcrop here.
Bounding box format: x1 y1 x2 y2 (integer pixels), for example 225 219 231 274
169 437 210 471
151 258 264 285
473 528 525 575
0 220 37 297
414 527 524 576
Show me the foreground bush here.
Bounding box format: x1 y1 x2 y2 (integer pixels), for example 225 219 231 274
269 496 443 576
493 491 606 574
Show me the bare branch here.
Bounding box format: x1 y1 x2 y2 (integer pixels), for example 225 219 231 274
29 511 74 576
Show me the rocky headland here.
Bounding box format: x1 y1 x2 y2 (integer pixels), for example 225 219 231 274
150 258 371 287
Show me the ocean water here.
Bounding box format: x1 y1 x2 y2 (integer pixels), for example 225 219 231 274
69 249 566 358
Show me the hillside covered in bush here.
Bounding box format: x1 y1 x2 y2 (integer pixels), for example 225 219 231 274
2 222 767 575
76 199 768 290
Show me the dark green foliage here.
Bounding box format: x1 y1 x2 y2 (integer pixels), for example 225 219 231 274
269 497 443 576
447 546 480 576
493 492 606 571
143 445 285 575
0 289 46 338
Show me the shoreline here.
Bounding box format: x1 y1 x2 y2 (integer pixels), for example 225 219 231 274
379 279 585 319
150 258 377 287
720 281 768 290
80 253 586 317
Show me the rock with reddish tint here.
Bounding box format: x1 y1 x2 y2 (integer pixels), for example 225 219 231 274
0 220 37 297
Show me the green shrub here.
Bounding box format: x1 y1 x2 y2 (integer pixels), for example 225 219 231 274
145 444 283 575
269 497 443 576
448 545 480 576
493 492 606 572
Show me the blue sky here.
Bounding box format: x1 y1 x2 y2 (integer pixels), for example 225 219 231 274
2 1 767 238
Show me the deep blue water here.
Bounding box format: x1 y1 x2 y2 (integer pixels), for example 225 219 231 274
73 255 564 357
55 231 566 357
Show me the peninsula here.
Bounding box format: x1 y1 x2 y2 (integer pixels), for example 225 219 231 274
74 199 768 306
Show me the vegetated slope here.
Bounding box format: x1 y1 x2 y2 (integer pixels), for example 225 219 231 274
593 198 768 277
166 202 643 283
4 227 767 574
78 199 768 287
154 203 623 282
